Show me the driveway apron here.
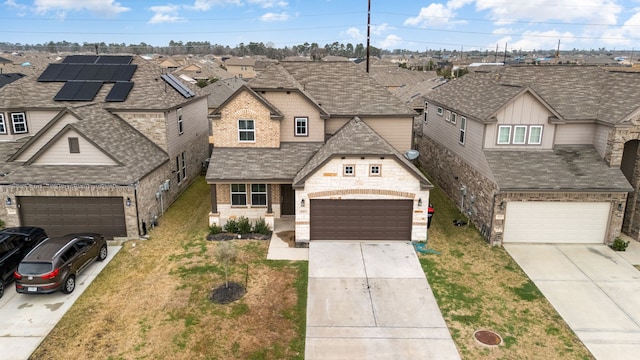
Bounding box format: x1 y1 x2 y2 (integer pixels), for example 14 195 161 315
305 241 460 360
505 244 640 360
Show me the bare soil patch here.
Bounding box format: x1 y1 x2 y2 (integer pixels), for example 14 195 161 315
277 230 296 247
210 281 246 304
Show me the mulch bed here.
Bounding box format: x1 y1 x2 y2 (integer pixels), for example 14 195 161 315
210 282 246 304
206 232 271 241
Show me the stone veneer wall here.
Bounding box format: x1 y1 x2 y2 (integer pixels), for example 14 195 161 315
607 127 640 240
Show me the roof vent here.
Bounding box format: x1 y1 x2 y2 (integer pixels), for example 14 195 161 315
404 150 420 161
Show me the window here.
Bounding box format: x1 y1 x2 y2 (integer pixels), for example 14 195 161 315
370 165 381 176
437 107 443 116
424 103 428 123
445 110 451 122
497 126 511 144
294 117 308 136
11 113 27 134
459 117 467 145
513 126 527 144
0 113 5 134
231 184 247 206
450 112 457 125
238 119 255 142
343 165 355 176
528 126 542 144
175 152 186 183
251 184 267 206
177 108 183 135
68 137 80 153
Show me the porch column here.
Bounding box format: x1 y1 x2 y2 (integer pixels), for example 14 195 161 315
210 184 217 213
267 184 273 213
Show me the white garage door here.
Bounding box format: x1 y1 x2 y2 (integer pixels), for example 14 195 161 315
503 202 610 243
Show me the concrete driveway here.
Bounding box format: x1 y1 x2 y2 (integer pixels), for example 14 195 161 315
0 245 121 360
305 241 460 360
504 243 640 360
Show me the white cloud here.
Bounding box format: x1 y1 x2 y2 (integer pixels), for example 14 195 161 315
599 11 640 47
371 23 392 36
378 34 402 49
34 0 130 17
344 27 365 42
260 12 289 21
502 30 576 51
475 0 621 25
191 0 241 11
404 1 469 28
248 0 288 8
148 5 184 24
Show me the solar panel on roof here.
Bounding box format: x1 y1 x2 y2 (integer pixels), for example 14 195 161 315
37 64 66 81
94 65 118 82
53 81 102 101
96 56 133 64
110 65 137 81
106 81 134 102
62 55 99 64
161 74 195 98
75 65 101 81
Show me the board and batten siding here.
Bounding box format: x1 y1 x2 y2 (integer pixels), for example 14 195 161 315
484 92 554 150
594 124 612 159
325 117 413 152
261 91 325 143
423 105 495 180
14 112 80 162
31 129 117 165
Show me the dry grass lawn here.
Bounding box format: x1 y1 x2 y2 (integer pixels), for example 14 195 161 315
30 177 306 360
31 175 595 359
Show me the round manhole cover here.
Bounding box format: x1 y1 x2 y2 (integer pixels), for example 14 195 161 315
473 330 502 347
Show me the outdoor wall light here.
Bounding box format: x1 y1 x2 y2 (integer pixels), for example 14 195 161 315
301 199 305 207
618 202 624 211
417 198 422 207
5 197 11 206
126 197 131 207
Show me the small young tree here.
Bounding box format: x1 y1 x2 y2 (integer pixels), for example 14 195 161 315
215 241 237 288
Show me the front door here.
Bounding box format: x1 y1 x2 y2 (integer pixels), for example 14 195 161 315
281 184 295 215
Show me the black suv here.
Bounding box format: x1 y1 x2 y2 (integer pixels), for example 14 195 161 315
0 227 48 299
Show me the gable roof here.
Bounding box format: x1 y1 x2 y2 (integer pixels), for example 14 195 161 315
202 77 246 109
249 61 415 117
0 73 25 88
210 84 283 119
293 117 431 188
426 66 640 125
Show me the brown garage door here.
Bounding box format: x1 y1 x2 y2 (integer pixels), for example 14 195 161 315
310 199 412 240
18 196 126 239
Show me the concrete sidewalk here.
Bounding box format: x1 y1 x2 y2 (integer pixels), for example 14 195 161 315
0 246 121 360
305 241 460 359
505 243 640 360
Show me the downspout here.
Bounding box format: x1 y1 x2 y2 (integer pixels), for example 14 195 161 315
489 192 497 244
134 183 141 237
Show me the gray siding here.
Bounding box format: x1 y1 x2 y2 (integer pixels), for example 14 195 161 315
555 123 597 145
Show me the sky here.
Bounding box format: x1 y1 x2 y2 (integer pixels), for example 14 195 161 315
1 0 640 52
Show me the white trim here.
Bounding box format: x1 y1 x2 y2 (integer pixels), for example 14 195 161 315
450 112 457 124
513 125 527 144
231 184 247 206
459 116 467 145
0 113 6 134
238 119 255 142
529 125 543 144
294 117 308 136
445 110 451 122
437 106 443 116
497 125 511 144
11 112 27 134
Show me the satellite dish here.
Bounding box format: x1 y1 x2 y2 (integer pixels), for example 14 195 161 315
404 150 420 160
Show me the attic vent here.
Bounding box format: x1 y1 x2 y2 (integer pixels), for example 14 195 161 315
161 74 195 98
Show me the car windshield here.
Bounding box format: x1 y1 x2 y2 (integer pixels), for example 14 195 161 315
18 262 53 275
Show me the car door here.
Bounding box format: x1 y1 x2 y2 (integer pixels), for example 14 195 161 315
0 237 21 282
74 238 97 273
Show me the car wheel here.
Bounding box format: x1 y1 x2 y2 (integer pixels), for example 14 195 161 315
98 245 108 261
61 275 76 294
0 281 4 299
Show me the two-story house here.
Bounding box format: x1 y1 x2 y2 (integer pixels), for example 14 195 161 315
223 57 257 79
417 66 638 246
0 55 210 239
206 61 433 244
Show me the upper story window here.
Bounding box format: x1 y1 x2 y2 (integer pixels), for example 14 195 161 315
68 137 80 153
11 112 28 134
498 125 543 145
459 116 467 145
343 165 355 176
295 117 308 136
177 108 183 135
0 114 6 134
370 165 381 176
445 110 451 122
424 103 428 123
437 107 443 116
238 119 255 142
176 152 187 184
450 112 457 125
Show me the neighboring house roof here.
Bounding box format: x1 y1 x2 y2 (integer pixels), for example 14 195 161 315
224 57 256 66
0 56 11 64
427 66 640 125
202 77 246 109
0 105 168 185
206 142 323 182
249 61 415 117
0 73 25 88
485 145 633 192
211 84 284 119
293 117 431 188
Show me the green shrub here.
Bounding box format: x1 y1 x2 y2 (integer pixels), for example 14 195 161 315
224 218 239 233
208 223 222 235
252 217 271 235
0 218 5 229
237 216 252 234
610 237 630 251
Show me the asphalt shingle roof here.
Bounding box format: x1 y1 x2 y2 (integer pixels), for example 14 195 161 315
206 142 323 182
485 145 633 192
249 61 415 117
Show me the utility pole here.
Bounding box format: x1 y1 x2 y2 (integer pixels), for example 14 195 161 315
503 42 507 63
495 44 498 62
555 39 560 64
366 0 371 73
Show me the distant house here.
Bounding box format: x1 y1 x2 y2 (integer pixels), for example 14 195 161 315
417 66 638 245
223 57 257 79
0 55 210 239
206 61 432 243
